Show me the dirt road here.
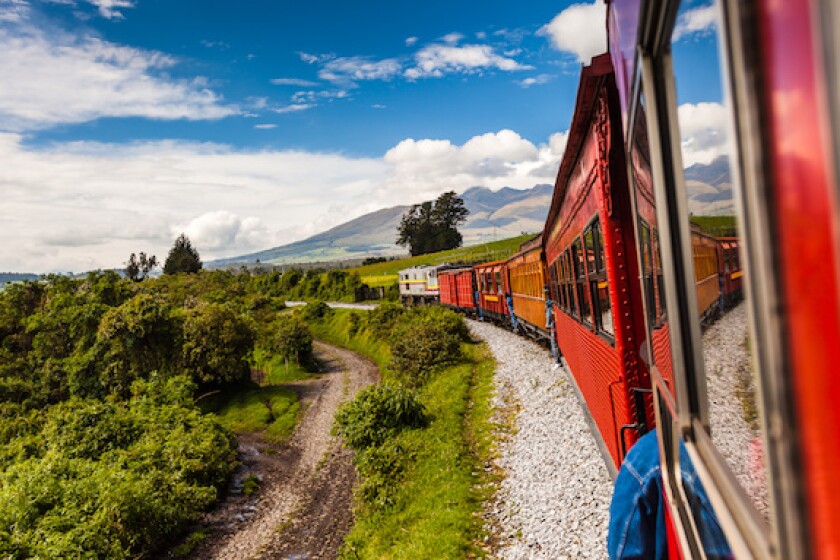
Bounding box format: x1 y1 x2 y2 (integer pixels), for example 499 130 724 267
190 341 378 560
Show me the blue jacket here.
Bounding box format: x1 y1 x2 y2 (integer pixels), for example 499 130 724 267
607 430 732 559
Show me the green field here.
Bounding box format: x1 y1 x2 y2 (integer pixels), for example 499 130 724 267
691 215 737 237
355 234 533 287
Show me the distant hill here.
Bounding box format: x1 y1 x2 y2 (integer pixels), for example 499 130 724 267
684 156 734 216
210 184 553 268
0 272 39 286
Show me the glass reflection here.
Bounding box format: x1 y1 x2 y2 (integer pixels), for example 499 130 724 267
630 94 674 394
671 0 769 521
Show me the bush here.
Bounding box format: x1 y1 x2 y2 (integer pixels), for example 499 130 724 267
299 300 332 321
273 315 313 365
347 311 362 337
182 302 256 385
354 440 415 507
405 306 471 343
367 302 404 339
333 384 427 450
389 324 462 387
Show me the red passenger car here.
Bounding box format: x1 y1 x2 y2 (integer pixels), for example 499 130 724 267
438 266 476 311
473 260 510 326
543 53 649 469
715 236 742 308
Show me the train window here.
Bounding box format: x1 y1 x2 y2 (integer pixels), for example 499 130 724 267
584 226 597 276
590 220 614 338
572 238 593 326
495 271 502 293
669 0 771 534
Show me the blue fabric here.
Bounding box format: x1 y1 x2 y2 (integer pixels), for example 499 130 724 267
608 430 668 560
474 290 484 320
607 430 733 560
545 297 560 361
505 294 519 331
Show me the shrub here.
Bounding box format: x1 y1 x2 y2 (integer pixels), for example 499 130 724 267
347 311 362 337
333 384 427 450
355 440 415 507
181 302 256 385
273 315 313 365
300 300 332 321
389 322 462 387
366 302 404 339
406 306 471 343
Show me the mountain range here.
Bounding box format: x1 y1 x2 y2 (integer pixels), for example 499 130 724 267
210 156 731 268
210 184 553 268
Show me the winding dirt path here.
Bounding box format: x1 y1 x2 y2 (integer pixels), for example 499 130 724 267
191 341 378 560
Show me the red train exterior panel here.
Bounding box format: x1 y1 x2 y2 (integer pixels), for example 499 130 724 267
543 54 649 468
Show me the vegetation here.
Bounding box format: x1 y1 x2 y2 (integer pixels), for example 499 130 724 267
0 268 318 558
397 191 469 256
164 233 203 275
125 251 158 281
310 307 497 558
690 215 738 237
354 233 533 288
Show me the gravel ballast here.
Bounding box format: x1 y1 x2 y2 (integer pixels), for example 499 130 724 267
469 319 613 560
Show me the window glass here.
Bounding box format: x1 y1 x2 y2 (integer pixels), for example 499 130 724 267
572 238 592 325
593 221 614 337
671 0 769 524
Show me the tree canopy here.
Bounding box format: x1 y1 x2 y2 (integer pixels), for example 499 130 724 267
396 191 469 256
125 252 158 281
163 234 202 275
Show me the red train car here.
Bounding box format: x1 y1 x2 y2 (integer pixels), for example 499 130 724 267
543 53 649 469
608 0 840 556
438 266 476 311
715 236 742 308
473 259 511 326
505 234 549 340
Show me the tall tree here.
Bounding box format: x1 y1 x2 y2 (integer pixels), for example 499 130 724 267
125 252 158 281
396 192 469 256
163 234 202 275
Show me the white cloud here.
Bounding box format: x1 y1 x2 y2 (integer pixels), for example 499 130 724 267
318 56 402 85
254 123 276 129
0 24 236 131
371 104 386 109
517 74 553 88
676 102 729 166
85 0 134 19
270 78 319 87
0 0 29 22
272 103 315 114
441 32 464 45
405 43 532 79
539 1 607 63
0 128 569 272
176 211 267 251
298 51 335 64
672 4 716 41
290 89 348 103
405 36 418 46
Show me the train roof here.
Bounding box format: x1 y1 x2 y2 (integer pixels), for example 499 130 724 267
545 53 614 236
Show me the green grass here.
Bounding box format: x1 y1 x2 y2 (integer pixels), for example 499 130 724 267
351 234 533 280
309 310 498 559
208 383 301 445
340 344 496 559
251 346 312 384
690 215 737 237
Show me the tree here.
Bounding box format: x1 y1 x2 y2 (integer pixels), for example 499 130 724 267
163 234 202 275
181 302 255 385
396 191 469 256
125 252 158 281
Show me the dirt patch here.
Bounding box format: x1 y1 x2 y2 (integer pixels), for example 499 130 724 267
182 341 378 560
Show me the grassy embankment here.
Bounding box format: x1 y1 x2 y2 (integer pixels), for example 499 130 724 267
311 309 497 559
354 234 533 288
200 342 312 445
690 215 737 237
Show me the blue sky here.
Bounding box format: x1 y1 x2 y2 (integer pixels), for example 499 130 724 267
0 0 722 272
